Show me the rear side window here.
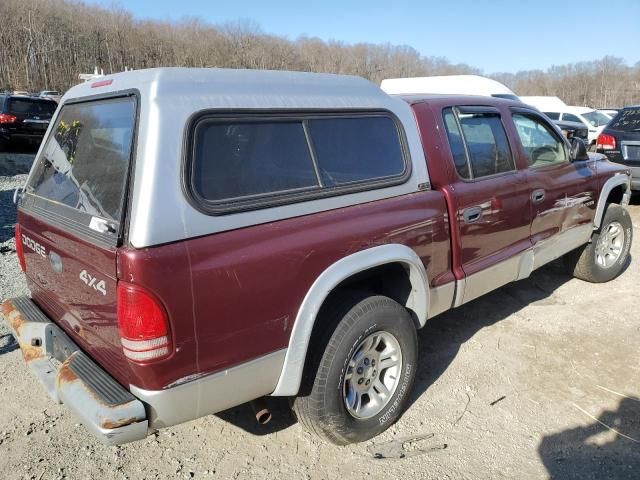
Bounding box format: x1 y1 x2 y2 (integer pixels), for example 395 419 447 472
442 107 514 179
608 108 640 132
188 113 408 213
308 117 405 185
192 121 317 201
26 96 136 222
544 112 560 120
8 98 56 116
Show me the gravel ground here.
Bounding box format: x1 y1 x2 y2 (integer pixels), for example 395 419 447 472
0 152 639 479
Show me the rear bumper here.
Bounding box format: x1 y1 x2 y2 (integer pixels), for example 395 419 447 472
1 296 288 445
1 297 148 445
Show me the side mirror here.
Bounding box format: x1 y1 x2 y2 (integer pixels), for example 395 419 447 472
569 137 589 162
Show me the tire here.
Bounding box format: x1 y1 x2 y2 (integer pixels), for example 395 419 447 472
292 294 417 445
563 203 633 283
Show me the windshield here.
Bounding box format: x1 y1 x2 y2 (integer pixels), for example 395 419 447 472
608 108 640 132
26 97 136 221
581 110 611 127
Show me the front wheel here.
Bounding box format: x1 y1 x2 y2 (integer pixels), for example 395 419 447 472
292 294 417 445
564 203 633 282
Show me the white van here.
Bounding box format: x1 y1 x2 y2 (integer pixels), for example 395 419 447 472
380 75 519 101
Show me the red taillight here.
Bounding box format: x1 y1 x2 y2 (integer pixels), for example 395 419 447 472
117 282 172 362
597 133 616 150
0 113 17 124
15 224 25 272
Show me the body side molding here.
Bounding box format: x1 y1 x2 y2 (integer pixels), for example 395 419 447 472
594 173 631 229
271 244 430 396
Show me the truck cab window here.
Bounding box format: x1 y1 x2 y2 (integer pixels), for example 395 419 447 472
443 108 514 179
512 113 567 168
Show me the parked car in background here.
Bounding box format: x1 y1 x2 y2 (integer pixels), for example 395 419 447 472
12 90 29 96
2 68 632 447
0 94 57 150
600 108 620 117
521 97 610 147
38 90 61 103
597 106 640 190
554 119 589 143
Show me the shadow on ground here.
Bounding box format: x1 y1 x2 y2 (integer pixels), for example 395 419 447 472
216 259 575 435
539 397 640 480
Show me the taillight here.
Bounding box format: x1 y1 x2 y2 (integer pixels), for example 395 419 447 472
0 113 17 124
15 224 25 272
597 133 616 150
117 282 172 362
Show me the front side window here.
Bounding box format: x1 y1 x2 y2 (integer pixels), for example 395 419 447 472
442 107 514 179
26 96 136 222
189 113 407 213
512 113 567 168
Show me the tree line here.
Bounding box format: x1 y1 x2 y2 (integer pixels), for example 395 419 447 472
1 0 639 108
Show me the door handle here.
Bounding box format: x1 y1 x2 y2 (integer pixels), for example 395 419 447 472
531 189 545 204
462 206 483 224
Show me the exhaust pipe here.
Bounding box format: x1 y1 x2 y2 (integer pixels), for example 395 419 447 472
250 398 272 425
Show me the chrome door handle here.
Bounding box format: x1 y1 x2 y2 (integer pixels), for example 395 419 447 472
462 206 483 224
531 189 545 204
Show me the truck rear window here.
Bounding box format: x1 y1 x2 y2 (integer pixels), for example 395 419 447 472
608 108 640 132
8 98 57 115
26 96 136 222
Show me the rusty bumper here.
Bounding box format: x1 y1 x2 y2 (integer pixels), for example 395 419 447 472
1 297 148 445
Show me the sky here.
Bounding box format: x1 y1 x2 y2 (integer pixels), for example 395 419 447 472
85 0 640 73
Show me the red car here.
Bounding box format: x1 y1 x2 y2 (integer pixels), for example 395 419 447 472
2 68 633 446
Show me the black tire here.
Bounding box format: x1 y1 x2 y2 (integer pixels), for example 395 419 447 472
292 294 417 445
563 203 633 282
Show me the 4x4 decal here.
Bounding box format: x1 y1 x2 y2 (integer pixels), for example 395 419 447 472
79 270 107 296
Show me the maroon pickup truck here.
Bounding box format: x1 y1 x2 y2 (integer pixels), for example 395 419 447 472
3 68 633 446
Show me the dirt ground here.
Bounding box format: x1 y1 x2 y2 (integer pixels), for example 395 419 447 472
1 151 639 479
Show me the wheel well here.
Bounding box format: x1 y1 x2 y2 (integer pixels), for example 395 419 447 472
297 263 415 396
606 185 625 206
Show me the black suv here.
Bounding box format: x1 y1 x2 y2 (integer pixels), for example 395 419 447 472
597 106 640 190
0 95 57 151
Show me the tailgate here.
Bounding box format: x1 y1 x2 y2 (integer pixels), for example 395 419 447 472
17 95 137 387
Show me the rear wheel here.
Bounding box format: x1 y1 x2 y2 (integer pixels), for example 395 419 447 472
292 294 417 445
564 203 632 282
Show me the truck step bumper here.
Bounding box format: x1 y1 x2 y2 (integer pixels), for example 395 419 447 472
1 297 148 445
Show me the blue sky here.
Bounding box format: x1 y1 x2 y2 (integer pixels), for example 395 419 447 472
87 0 640 73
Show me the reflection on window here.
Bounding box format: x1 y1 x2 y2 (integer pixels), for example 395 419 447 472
513 114 566 168
26 97 136 221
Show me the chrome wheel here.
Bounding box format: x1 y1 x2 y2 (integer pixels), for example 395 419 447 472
595 221 625 268
343 330 403 419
